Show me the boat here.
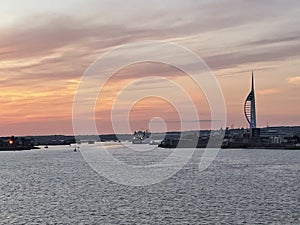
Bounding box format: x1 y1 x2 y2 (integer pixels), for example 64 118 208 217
149 140 161 145
132 130 152 144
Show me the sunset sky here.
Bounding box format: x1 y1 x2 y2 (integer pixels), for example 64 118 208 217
1 0 300 136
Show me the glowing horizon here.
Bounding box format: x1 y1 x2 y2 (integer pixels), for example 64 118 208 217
0 0 300 136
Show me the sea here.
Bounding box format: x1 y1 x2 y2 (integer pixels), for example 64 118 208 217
0 143 299 224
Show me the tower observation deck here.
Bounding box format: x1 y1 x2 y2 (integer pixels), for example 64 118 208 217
244 71 257 128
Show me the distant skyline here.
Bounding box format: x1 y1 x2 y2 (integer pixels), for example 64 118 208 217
1 0 300 136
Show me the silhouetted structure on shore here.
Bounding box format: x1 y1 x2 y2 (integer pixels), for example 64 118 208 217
0 136 35 151
244 71 257 129
31 135 76 146
157 126 300 149
158 72 300 149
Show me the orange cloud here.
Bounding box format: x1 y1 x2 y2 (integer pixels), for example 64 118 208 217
1 0 300 135
257 88 282 95
287 76 300 84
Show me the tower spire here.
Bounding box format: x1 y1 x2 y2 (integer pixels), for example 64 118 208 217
251 71 254 91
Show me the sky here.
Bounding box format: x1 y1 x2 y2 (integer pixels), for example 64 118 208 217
0 0 300 136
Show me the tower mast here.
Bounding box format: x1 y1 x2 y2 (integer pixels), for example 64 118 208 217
251 71 257 128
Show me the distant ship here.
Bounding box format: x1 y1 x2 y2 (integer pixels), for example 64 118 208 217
132 130 152 144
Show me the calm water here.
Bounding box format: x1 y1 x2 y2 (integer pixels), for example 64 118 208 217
0 143 299 224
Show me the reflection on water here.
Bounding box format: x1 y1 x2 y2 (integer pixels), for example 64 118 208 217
0 143 299 224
